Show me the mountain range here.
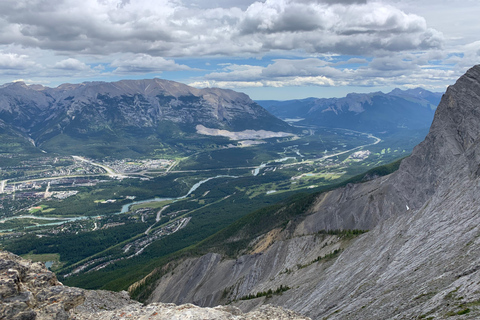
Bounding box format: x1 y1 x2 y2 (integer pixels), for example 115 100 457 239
0 78 444 159
0 79 291 157
257 88 442 134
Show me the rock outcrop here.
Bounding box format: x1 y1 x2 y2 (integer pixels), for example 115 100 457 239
0 251 310 320
140 66 480 319
0 250 84 320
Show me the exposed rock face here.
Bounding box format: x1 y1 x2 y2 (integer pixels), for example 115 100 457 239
145 234 348 307
72 302 310 320
0 250 84 320
141 66 480 319
0 251 310 320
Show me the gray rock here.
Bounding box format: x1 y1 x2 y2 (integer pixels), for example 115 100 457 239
0 251 309 320
71 302 310 320
0 251 85 320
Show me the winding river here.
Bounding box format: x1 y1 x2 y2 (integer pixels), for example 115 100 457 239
1 130 381 233
0 175 238 232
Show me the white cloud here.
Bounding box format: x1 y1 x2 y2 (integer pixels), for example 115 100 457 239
0 52 37 70
0 0 444 57
265 76 336 87
191 49 467 92
454 41 480 68
205 64 263 81
190 75 336 89
110 54 191 74
190 80 264 88
261 58 332 77
53 58 90 70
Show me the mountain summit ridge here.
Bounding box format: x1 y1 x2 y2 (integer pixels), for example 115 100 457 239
0 78 291 157
257 87 441 134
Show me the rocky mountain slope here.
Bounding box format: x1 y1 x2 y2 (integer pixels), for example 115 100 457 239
134 66 480 319
0 251 310 320
0 79 291 157
257 88 441 134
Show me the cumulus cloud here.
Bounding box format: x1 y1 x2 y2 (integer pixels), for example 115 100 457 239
0 0 443 57
191 50 465 91
453 41 480 68
191 58 340 88
0 0 475 95
53 58 90 70
110 54 191 74
190 75 336 89
235 1 443 55
204 64 263 81
0 52 37 70
189 80 264 89
261 58 332 77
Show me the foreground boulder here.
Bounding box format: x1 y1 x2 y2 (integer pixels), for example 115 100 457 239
0 251 310 320
0 251 84 320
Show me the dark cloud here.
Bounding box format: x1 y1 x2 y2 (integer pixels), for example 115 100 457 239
239 3 323 35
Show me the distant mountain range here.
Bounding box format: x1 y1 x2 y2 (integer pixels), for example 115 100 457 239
256 88 442 134
0 79 291 157
0 79 443 159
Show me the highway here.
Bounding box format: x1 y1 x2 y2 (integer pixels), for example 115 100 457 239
72 156 125 178
2 130 381 192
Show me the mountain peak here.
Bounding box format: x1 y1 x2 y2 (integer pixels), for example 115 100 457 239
389 87 427 95
430 64 480 175
0 77 292 156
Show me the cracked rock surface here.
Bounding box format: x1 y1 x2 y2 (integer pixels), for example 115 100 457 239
72 302 310 320
0 251 310 320
0 251 84 320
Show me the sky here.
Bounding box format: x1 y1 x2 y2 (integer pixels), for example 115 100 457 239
0 0 479 100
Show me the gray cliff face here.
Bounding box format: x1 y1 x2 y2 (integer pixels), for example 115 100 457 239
295 65 480 232
143 65 480 319
0 251 311 320
146 234 347 307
